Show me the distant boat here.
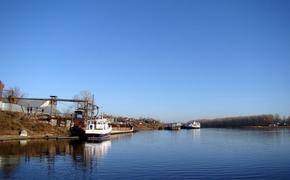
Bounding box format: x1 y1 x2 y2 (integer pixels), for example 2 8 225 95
183 121 201 129
85 118 112 142
164 123 182 130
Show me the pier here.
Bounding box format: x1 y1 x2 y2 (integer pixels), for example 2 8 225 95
0 128 135 142
111 128 135 135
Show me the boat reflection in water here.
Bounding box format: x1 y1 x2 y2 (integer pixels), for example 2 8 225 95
84 141 111 161
191 129 200 139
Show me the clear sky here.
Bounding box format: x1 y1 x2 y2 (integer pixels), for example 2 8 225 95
0 0 290 122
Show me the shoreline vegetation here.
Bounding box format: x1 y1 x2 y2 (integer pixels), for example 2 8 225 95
199 114 290 128
0 111 69 137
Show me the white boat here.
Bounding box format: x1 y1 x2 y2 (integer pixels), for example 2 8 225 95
185 121 200 129
85 118 112 142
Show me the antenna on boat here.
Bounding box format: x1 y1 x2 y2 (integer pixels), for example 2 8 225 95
91 94 100 117
96 105 99 117
91 94 95 118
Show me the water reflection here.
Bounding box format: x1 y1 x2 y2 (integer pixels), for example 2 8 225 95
0 140 77 178
19 140 28 146
84 141 111 160
190 129 201 140
0 156 20 178
0 134 133 179
111 133 134 142
2 129 289 179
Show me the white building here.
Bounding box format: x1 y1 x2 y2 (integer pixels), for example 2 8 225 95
1 99 60 115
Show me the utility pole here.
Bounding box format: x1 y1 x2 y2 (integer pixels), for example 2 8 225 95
50 96 57 117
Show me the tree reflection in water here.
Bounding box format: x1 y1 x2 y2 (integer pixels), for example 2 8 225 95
0 140 101 178
0 133 133 179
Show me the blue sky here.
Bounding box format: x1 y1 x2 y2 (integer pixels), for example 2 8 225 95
0 0 290 121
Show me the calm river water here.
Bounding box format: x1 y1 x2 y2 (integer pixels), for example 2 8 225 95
1 128 290 179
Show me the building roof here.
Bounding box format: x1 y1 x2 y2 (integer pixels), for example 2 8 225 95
2 99 50 108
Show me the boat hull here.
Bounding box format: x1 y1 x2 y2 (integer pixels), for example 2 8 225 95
183 126 200 129
164 126 181 130
70 126 86 140
70 126 111 142
86 133 111 142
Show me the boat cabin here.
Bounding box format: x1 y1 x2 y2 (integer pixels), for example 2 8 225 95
87 119 111 130
74 110 84 120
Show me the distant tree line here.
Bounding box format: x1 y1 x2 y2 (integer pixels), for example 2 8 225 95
104 114 160 124
200 115 276 128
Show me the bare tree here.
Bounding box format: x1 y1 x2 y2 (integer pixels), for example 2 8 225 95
73 90 94 109
3 87 26 103
73 90 97 118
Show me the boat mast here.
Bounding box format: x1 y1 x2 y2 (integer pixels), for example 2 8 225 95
92 94 95 118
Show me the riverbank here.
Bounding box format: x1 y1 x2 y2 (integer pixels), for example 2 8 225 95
0 111 69 137
0 111 137 141
2 110 289 142
0 135 79 141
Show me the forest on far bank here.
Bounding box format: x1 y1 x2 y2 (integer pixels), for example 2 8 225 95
199 114 290 128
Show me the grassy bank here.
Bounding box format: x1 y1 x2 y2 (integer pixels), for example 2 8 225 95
0 111 69 137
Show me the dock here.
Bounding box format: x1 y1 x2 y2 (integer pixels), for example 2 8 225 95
0 135 80 142
0 128 135 142
111 128 135 135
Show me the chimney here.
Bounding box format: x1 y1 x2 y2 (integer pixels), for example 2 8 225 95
0 80 4 102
